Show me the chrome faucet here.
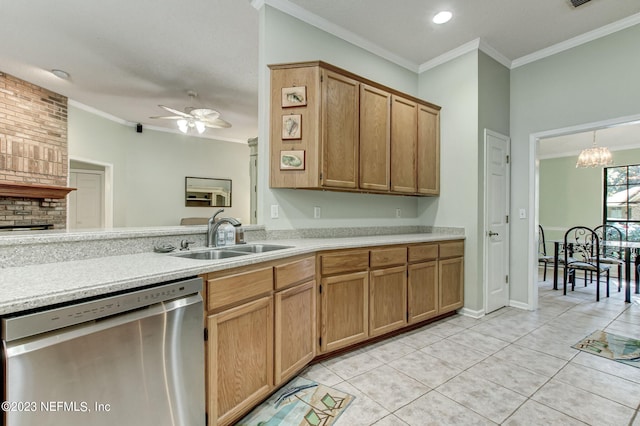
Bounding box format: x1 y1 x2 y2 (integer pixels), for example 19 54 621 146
207 209 241 247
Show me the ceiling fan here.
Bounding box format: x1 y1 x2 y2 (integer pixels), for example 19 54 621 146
150 90 231 134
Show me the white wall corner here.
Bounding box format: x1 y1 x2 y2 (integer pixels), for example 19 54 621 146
458 307 485 319
509 299 533 311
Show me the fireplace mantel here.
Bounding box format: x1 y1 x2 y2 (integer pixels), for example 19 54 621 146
0 181 76 199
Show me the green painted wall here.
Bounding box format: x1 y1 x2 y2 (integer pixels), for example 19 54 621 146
510 23 640 305
69 106 250 227
259 6 421 230
540 148 640 242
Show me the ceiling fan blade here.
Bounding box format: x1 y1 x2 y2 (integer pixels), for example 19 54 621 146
203 117 232 129
188 108 220 120
149 115 185 120
158 105 191 117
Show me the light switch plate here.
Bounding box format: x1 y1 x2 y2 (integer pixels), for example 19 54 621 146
395 208 401 218
519 208 526 219
271 204 279 219
313 206 321 219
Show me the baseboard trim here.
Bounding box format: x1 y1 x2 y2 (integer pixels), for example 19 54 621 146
509 299 532 310
458 307 484 319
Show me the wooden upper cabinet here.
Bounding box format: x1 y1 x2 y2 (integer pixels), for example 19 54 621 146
269 61 440 197
320 69 360 189
359 84 391 191
417 104 440 195
391 95 418 193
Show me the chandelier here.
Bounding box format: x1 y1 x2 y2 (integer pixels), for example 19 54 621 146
576 130 613 168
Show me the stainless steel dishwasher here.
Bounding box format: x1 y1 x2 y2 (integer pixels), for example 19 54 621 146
1 277 204 426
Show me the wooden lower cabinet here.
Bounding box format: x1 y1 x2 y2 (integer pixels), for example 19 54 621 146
274 280 316 386
369 265 407 336
439 256 464 312
320 271 369 353
408 260 438 323
208 296 274 426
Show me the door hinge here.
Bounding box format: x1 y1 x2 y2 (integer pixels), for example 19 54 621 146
506 155 510 164
320 172 323 181
319 285 322 294
506 215 509 224
204 328 208 341
320 74 323 83
319 337 322 346
505 275 509 284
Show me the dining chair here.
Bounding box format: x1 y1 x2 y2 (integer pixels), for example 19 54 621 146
538 225 555 281
593 224 624 292
564 226 611 301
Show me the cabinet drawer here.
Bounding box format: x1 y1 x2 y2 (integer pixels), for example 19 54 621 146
274 256 316 290
370 247 406 268
408 243 438 263
320 250 369 275
208 266 273 311
439 241 464 259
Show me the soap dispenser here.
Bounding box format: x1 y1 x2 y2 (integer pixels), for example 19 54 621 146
216 224 228 246
225 224 236 246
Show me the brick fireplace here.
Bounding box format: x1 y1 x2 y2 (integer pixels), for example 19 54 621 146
0 71 70 229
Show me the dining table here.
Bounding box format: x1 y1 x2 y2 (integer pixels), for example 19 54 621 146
552 239 640 303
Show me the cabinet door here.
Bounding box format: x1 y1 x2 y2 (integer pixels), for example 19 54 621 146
320 271 369 353
359 84 391 191
390 95 417 193
274 280 316 386
369 266 407 337
417 104 440 195
408 261 438 323
439 257 464 312
208 297 274 426
321 69 359 189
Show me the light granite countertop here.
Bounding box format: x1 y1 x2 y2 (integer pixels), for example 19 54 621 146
0 233 464 316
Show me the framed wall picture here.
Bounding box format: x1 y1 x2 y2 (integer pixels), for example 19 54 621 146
281 86 307 107
280 150 305 170
282 114 302 140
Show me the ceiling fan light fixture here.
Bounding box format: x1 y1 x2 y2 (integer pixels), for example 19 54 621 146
195 120 206 134
177 119 189 134
433 11 453 24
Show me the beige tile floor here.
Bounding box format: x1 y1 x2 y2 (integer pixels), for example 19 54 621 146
298 271 640 425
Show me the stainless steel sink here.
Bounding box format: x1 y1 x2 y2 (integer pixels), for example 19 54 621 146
221 244 293 253
172 249 248 260
171 244 292 260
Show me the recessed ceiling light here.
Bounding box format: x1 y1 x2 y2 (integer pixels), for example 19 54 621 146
433 11 452 24
51 69 70 80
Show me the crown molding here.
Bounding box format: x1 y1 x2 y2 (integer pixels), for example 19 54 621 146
418 39 479 73
69 99 129 125
263 0 419 72
512 12 640 69
249 0 265 10
478 39 511 69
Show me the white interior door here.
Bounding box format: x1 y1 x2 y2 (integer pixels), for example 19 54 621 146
69 170 104 229
485 129 510 314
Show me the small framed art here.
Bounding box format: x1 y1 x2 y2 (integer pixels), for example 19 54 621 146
280 150 305 170
281 86 307 107
282 114 302 140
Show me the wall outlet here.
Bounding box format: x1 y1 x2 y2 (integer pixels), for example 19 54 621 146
519 208 527 219
270 204 279 219
395 208 401 218
313 206 321 219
